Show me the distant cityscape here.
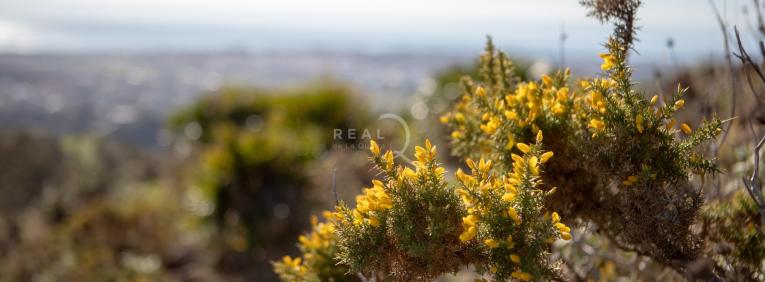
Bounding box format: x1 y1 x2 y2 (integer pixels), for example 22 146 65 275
0 52 473 148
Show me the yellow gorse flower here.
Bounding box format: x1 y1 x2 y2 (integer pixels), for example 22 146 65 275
383 150 394 171
589 119 605 136
476 86 486 97
599 53 616 71
542 74 553 87
681 123 692 135
352 179 393 226
460 214 479 242
369 140 380 156
516 143 531 154
540 151 554 163
622 175 638 186
414 139 436 164
674 99 685 110
510 254 521 264
480 116 501 134
511 271 533 281
484 238 500 249
508 207 521 224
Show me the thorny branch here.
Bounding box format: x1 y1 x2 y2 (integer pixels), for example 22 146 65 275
733 26 765 225
743 123 765 225
708 0 737 148
733 27 765 106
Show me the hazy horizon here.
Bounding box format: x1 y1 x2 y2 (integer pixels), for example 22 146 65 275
0 0 758 65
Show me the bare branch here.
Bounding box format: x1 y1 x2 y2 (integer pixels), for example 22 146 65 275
709 0 738 148
332 168 339 206
733 27 765 105
743 127 765 225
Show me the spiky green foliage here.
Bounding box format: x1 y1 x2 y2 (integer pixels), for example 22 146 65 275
273 212 357 282
334 140 472 280
277 1 729 280
277 138 570 281
702 191 765 281
444 35 721 271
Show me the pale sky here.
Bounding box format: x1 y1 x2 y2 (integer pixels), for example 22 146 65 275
0 0 757 62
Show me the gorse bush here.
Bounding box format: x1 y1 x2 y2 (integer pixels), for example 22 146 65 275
276 137 570 281
171 82 371 279
334 139 468 280
273 211 355 281
274 1 735 281
443 36 721 271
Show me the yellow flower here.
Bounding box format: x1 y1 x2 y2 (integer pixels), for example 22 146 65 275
536 130 544 143
650 95 659 105
579 79 591 89
622 175 638 186
681 123 692 135
282 256 302 269
599 53 616 71
463 214 479 226
480 116 501 134
476 86 486 97
439 114 450 124
383 151 394 171
516 143 531 154
435 167 446 178
508 207 521 224
510 254 521 264
540 151 554 163
552 103 565 115
674 99 685 110
561 232 572 240
466 158 477 171
367 216 381 227
484 239 500 248
529 156 538 169
451 130 463 139
478 158 492 174
636 115 644 133
455 169 468 183
504 110 518 120
542 74 553 87
505 136 516 150
403 167 417 179
415 139 436 163
589 119 605 131
556 87 569 101
501 192 516 202
551 212 560 224
511 271 533 281
511 153 524 164
459 226 477 242
504 183 517 194
369 140 380 156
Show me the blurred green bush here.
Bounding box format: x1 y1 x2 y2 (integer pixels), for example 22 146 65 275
170 81 373 279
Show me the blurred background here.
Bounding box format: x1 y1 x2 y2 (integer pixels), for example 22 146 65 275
0 0 764 281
